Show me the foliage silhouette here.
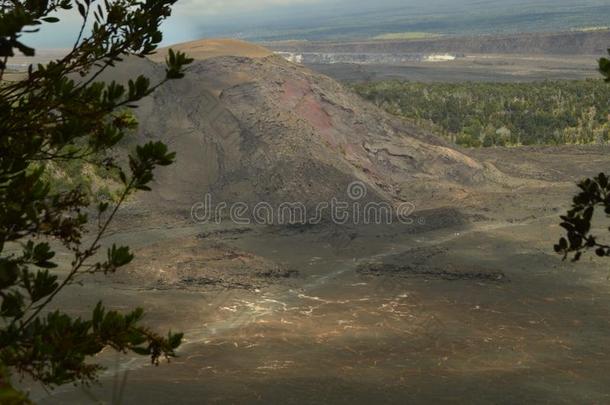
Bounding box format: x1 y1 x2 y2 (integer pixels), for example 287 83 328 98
0 0 192 401
555 52 610 261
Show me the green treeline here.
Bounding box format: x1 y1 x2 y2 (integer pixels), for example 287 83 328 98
352 80 610 147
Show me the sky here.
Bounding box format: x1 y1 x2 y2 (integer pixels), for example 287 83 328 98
22 0 438 47
150 0 417 45
21 0 610 48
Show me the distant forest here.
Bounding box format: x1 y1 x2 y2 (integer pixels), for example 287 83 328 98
353 80 610 147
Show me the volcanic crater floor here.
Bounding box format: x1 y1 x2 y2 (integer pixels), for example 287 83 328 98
34 145 610 404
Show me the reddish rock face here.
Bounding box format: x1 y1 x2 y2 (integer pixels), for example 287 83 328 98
283 80 334 132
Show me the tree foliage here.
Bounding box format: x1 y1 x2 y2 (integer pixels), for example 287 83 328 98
353 79 610 147
555 52 610 262
0 0 192 400
554 173 610 261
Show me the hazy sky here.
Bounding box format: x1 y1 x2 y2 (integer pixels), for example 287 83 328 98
159 0 413 42
20 0 608 48
22 0 436 47
177 0 328 14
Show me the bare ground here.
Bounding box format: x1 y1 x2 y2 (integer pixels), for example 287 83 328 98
306 54 601 83
29 145 610 404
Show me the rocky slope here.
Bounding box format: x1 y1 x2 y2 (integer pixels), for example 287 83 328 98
108 40 505 219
